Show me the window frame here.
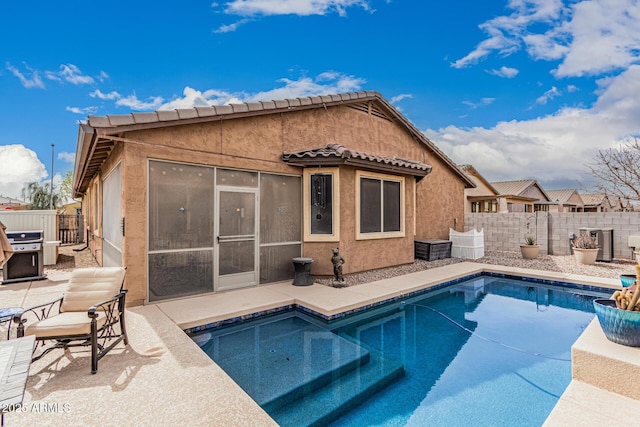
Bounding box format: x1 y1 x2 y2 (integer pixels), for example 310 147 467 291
303 168 340 242
355 170 405 240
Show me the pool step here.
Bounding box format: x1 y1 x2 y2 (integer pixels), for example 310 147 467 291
269 347 405 427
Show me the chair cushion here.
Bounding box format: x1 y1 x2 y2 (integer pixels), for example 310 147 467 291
25 312 108 338
60 267 126 313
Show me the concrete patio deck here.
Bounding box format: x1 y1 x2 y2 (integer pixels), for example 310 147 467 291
0 262 638 426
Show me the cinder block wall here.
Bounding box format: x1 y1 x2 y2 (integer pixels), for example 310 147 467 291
465 212 640 259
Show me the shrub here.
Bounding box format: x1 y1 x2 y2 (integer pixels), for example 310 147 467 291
573 234 598 249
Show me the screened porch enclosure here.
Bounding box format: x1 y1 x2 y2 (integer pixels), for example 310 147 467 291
147 160 301 302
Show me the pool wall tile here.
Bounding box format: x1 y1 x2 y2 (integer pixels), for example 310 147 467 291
186 271 614 333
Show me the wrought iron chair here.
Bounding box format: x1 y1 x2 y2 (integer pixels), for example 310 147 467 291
13 267 128 374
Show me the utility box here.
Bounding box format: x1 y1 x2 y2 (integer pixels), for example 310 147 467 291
579 228 614 262
415 239 452 261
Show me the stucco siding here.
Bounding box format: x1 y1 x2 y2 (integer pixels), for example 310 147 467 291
83 102 465 304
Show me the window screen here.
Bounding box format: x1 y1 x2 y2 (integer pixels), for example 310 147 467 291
359 175 402 234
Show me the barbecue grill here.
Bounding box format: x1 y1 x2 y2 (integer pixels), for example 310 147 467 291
1 230 46 284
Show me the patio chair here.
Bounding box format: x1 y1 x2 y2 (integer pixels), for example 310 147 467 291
13 267 128 374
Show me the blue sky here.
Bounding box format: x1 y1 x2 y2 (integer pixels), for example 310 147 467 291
2 0 639 199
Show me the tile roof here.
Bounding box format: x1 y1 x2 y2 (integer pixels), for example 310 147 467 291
75 91 474 196
282 143 432 178
86 92 381 128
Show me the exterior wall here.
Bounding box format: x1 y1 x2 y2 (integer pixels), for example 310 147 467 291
465 212 640 259
85 104 463 304
416 162 465 239
464 174 497 213
304 166 415 276
521 185 547 201
568 193 584 211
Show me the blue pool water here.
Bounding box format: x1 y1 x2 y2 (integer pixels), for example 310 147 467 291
191 276 610 427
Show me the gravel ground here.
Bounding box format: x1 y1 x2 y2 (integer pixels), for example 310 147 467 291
44 243 99 273
316 250 638 287
43 245 638 287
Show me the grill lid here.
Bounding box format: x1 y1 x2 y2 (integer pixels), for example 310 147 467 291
6 230 44 243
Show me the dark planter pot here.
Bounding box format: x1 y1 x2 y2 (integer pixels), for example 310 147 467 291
593 299 640 347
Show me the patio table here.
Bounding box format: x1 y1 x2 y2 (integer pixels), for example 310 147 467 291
0 308 23 340
0 335 35 426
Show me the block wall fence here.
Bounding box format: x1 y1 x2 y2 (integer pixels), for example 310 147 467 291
464 212 640 259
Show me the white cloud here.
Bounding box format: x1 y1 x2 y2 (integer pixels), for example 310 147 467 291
45 64 95 85
554 0 640 77
66 106 98 115
453 0 640 78
535 86 560 104
116 94 165 110
158 72 365 110
58 152 76 163
487 66 519 78
214 0 371 31
6 62 45 89
214 18 251 33
390 93 413 103
462 98 495 110
97 71 109 82
90 89 121 100
219 0 370 17
426 65 640 189
0 145 48 198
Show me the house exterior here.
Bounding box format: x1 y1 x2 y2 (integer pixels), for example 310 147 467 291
72 91 474 306
490 179 551 213
0 195 28 210
582 193 614 212
459 166 550 214
459 165 500 213
544 189 584 212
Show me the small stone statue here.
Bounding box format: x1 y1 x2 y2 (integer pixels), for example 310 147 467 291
331 247 345 287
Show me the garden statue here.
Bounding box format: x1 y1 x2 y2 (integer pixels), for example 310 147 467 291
331 247 345 286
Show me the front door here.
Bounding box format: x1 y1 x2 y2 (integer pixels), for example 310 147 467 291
215 187 258 291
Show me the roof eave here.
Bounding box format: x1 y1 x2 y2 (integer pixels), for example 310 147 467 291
283 156 431 179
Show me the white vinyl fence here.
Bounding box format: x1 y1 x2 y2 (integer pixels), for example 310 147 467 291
0 210 58 265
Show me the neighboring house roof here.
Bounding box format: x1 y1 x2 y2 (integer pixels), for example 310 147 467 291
582 193 608 206
0 195 28 207
283 143 432 179
458 164 499 195
490 179 551 201
608 195 622 209
545 189 584 206
73 90 475 197
545 189 575 203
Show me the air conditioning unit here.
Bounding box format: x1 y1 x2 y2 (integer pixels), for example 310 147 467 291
579 228 614 262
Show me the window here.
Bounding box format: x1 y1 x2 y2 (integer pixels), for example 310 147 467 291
303 168 339 242
356 171 404 239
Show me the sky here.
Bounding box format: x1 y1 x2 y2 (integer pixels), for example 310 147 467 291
1 0 640 200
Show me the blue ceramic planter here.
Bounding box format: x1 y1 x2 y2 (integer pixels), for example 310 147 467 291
620 274 637 288
594 299 640 347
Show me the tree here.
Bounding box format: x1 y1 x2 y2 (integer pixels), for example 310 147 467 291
589 138 640 203
59 170 75 203
21 181 62 210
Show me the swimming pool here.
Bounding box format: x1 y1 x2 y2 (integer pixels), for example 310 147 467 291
191 275 610 426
